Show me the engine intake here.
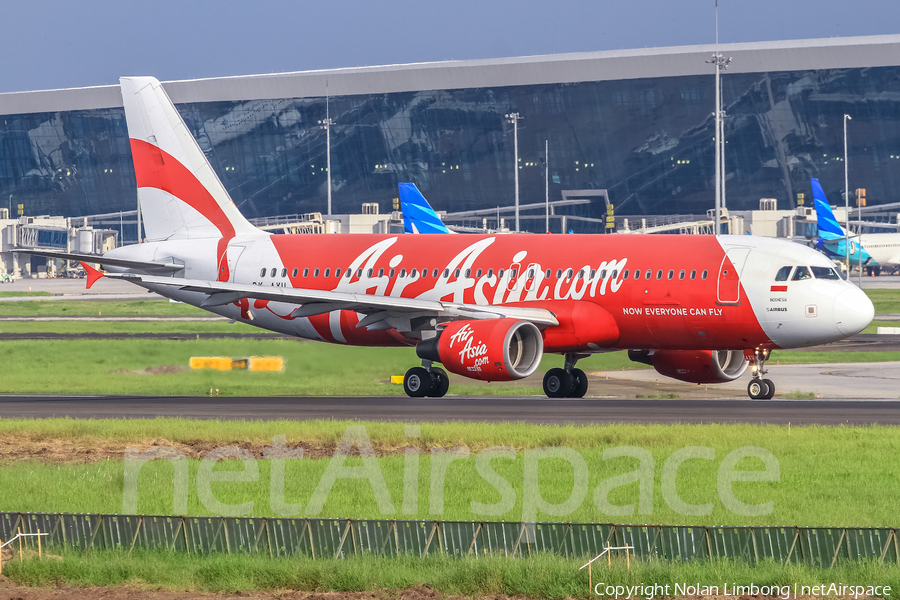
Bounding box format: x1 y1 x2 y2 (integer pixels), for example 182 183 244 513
628 349 748 384
417 319 543 381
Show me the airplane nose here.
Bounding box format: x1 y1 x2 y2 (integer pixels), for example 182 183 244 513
833 287 874 336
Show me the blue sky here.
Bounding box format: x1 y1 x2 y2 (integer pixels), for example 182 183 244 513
1 0 897 93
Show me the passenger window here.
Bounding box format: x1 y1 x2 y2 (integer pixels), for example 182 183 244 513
443 269 450 278
635 270 641 280
303 268 309 278
578 269 585 279
656 270 663 280
488 268 494 278
378 268 384 277
314 268 320 277
645 270 651 279
260 268 267 278
357 269 363 278
545 269 551 278
324 268 330 278
465 268 471 278
679 270 685 280
499 268 506 278
622 269 629 279
335 268 342 278
292 268 298 277
556 269 563 279
281 268 287 278
775 266 793 282
590 269 596 278
792 266 812 281
690 270 696 280
612 269 618 279
667 270 674 280
599 270 606 279
478 269 484 278
701 270 708 280
367 268 373 277
433 268 439 278
455 269 461 278
400 269 406 278
270 268 277 278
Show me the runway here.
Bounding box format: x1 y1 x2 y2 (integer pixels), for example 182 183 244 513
1 394 899 425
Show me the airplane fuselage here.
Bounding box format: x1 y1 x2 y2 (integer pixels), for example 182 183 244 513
107 232 870 354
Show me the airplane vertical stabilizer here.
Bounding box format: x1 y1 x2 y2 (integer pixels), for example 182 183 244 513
811 178 845 239
120 76 261 243
399 183 452 234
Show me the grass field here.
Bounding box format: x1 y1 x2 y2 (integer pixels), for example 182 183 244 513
1 419 898 527
3 550 898 597
864 289 900 314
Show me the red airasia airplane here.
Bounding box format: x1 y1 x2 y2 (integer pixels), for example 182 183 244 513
32 77 874 400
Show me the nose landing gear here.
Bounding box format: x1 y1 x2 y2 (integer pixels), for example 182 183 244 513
747 348 775 400
542 353 589 398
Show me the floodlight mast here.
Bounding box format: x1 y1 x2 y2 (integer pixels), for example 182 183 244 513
506 112 523 232
319 86 334 216
844 113 852 272
707 1 731 235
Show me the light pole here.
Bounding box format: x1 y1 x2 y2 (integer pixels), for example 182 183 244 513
505 112 522 232
844 113 852 273
544 139 549 233
706 52 731 234
318 111 334 217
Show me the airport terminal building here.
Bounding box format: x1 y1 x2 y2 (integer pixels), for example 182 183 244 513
1 34 899 234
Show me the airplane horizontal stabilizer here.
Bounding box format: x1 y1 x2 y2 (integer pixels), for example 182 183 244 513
13 249 184 275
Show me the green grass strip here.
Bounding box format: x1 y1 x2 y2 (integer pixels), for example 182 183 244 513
2 420 899 526
4 550 899 597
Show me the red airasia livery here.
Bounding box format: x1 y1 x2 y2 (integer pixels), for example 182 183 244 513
31 77 874 400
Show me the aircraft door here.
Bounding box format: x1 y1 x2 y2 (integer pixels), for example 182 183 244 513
716 247 751 304
225 245 246 283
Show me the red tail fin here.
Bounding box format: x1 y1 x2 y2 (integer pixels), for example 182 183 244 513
81 262 105 289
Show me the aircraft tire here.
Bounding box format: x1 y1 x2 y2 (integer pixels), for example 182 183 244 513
427 368 450 398
762 378 775 399
747 379 768 400
570 368 588 398
543 368 573 398
404 367 433 398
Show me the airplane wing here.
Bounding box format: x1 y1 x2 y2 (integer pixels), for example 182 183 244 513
15 249 184 275
81 262 559 331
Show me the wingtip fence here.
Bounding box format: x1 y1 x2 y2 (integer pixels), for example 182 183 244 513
1 512 898 569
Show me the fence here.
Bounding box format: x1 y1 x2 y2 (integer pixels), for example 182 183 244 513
1 512 897 568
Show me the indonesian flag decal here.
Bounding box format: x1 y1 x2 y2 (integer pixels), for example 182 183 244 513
771 285 788 292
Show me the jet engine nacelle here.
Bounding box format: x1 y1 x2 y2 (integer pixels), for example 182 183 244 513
628 349 748 384
417 319 543 381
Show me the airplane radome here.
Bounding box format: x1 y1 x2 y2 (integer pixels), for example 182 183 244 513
24 77 875 401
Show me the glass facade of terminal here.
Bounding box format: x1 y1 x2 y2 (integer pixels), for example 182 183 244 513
1 66 899 232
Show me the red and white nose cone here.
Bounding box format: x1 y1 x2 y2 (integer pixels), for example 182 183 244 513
833 287 874 336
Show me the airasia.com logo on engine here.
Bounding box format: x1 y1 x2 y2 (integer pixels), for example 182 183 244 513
448 324 489 371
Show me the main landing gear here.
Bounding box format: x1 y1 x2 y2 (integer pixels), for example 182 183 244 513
403 362 450 398
747 348 775 400
543 353 589 398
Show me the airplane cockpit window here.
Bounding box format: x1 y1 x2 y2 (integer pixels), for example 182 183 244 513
811 266 841 280
792 266 812 281
775 266 792 281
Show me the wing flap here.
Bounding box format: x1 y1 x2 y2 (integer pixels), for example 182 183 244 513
102 272 559 330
